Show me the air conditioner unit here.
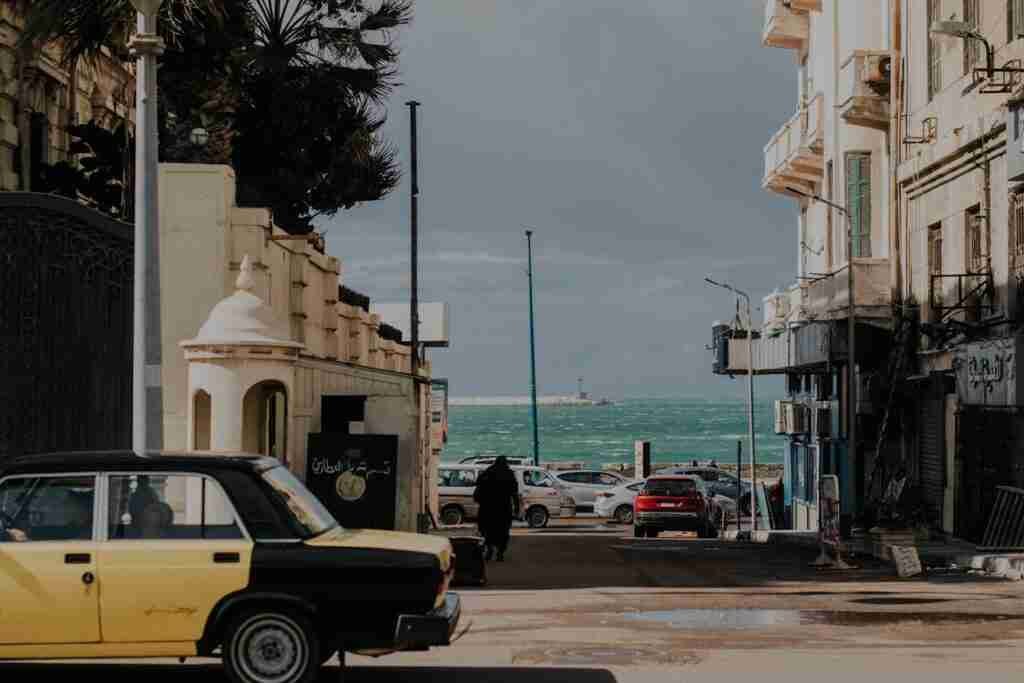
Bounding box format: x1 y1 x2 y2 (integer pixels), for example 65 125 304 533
863 54 891 86
783 402 808 434
812 405 832 437
774 400 788 434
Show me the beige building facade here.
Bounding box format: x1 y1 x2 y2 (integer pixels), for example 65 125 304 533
0 1 134 192
160 164 439 531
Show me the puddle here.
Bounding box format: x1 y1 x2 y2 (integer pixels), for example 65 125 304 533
625 609 1021 629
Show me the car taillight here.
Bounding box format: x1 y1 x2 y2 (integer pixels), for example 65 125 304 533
634 496 656 511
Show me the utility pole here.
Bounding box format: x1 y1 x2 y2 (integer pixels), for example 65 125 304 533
129 0 165 455
407 100 423 530
705 277 757 532
526 230 540 466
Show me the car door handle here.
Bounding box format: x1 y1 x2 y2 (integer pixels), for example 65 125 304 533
65 553 91 565
213 552 240 564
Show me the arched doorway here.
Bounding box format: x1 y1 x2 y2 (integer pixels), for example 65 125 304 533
193 390 211 450
242 381 288 462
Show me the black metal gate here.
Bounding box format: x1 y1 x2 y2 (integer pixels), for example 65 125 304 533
0 194 133 460
955 408 1022 543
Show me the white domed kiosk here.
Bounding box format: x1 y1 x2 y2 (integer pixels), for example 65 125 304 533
181 255 303 462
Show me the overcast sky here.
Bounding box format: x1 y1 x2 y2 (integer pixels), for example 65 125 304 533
321 1 795 399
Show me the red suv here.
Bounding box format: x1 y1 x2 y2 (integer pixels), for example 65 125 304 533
633 475 718 539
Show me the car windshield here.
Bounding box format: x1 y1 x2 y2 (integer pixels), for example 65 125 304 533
643 479 697 497
262 467 338 538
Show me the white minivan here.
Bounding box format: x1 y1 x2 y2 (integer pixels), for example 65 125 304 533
437 464 575 528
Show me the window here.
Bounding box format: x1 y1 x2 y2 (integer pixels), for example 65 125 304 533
558 472 589 484
597 473 622 486
845 153 871 258
1012 0 1024 41
1011 192 1024 318
928 0 942 99
643 479 696 497
261 467 336 538
107 474 243 541
966 204 984 273
964 1 982 75
439 468 477 488
699 469 720 482
928 222 944 319
0 476 96 543
523 470 553 487
826 159 834 269
627 482 645 492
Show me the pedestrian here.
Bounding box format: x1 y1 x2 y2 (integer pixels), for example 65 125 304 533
473 456 519 562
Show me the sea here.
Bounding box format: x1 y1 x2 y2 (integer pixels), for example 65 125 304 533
443 398 786 468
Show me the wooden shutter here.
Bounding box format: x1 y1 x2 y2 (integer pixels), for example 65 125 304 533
1014 0 1024 41
846 153 871 258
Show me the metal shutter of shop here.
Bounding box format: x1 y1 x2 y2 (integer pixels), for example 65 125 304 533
918 398 945 524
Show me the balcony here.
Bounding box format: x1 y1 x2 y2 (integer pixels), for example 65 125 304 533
763 94 825 196
838 50 891 131
763 0 810 51
804 258 892 320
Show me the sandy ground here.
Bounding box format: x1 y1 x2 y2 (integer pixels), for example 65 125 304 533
4 524 1023 682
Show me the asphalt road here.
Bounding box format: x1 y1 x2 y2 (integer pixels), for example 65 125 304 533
4 528 1024 682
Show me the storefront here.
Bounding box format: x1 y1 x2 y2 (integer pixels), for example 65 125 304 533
953 337 1024 543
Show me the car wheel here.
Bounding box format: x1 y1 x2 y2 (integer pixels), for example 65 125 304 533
614 505 634 525
527 506 549 528
441 505 465 526
633 525 644 538
222 609 320 683
704 521 719 540
645 528 659 539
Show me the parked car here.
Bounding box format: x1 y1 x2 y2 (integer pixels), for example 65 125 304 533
552 470 627 512
594 479 646 524
633 474 719 539
458 455 531 466
437 464 575 528
666 465 751 511
0 451 460 683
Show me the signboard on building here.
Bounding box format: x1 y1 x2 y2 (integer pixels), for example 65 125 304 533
430 379 449 448
954 337 1021 407
371 302 450 347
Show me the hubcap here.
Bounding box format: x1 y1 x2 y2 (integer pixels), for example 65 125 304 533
235 616 307 683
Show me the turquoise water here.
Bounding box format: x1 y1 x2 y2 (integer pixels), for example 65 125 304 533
444 398 785 467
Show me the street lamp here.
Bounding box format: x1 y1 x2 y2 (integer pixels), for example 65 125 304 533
786 185 856 534
129 0 165 455
705 276 757 533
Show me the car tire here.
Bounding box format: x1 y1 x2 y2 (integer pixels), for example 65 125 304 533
441 505 465 526
526 506 549 528
222 608 320 683
614 505 634 525
633 525 644 538
645 528 659 539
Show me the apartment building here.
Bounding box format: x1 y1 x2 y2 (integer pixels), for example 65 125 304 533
713 1 1024 545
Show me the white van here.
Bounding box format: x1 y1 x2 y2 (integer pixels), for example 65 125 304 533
437 464 575 528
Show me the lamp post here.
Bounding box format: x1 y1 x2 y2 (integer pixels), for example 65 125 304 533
525 230 540 467
787 185 856 529
705 277 757 533
129 0 165 455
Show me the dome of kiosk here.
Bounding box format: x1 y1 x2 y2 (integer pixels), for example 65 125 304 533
182 255 303 349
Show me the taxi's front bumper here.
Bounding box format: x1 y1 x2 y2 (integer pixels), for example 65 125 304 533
394 592 462 650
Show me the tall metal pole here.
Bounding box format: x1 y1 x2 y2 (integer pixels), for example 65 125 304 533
130 6 165 455
526 230 540 466
745 295 757 532
407 101 421 376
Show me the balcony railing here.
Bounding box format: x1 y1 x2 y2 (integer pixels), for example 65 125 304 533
804 258 892 319
930 272 996 323
763 93 825 195
838 50 891 131
763 0 810 50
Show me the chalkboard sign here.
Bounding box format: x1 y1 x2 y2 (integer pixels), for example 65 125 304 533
305 433 399 530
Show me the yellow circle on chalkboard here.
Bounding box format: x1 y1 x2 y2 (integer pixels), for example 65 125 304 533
336 471 367 502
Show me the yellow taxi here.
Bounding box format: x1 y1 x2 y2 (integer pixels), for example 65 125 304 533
0 451 460 683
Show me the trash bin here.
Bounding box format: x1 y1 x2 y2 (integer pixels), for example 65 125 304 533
449 536 487 587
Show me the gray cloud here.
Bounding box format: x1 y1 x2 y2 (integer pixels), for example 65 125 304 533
321 0 793 399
